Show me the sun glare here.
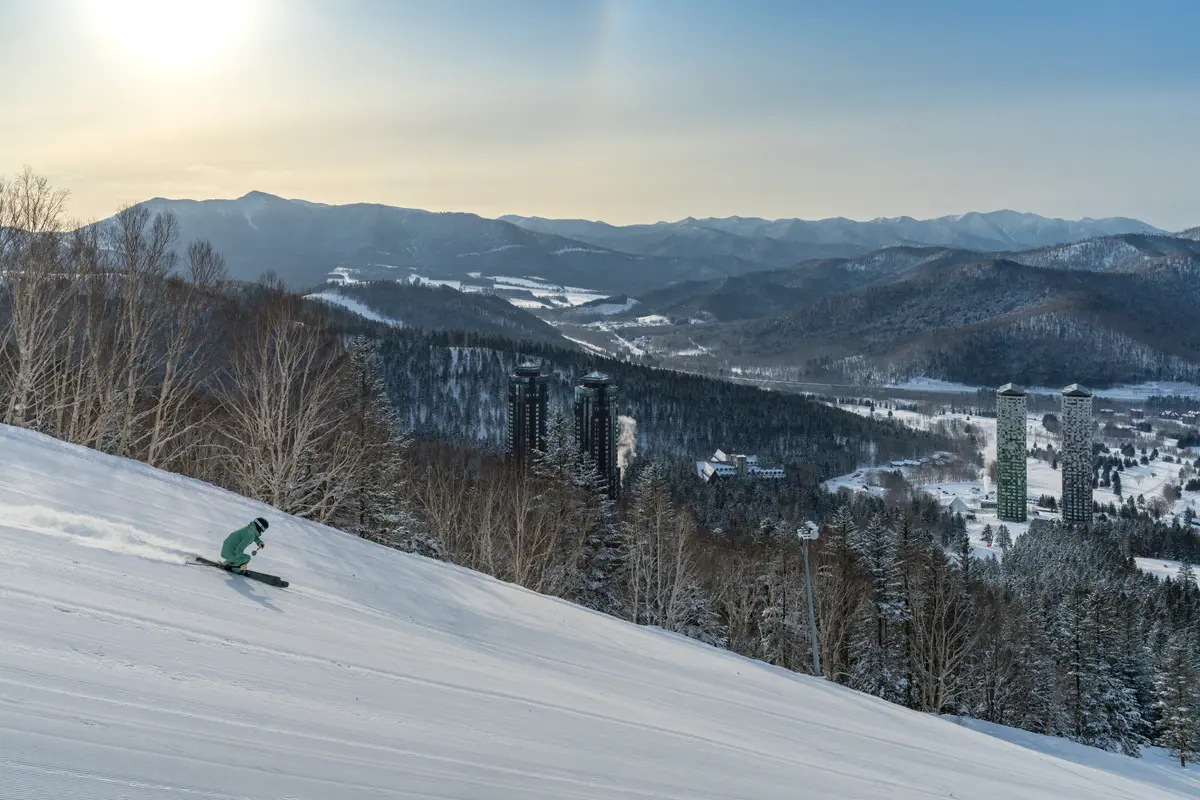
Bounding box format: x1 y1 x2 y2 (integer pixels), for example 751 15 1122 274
91 0 254 71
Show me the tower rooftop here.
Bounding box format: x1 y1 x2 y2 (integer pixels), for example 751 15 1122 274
513 358 544 376
580 371 614 386
997 383 1026 396
1061 383 1093 398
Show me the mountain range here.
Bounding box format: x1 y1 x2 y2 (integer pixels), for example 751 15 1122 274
99 191 1200 388
554 234 1200 388
113 192 1171 295
502 210 1166 262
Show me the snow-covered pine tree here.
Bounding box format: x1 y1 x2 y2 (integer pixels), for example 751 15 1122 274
1154 632 1200 767
343 335 444 559
848 514 908 702
816 505 862 683
1177 562 1197 592
535 407 627 618
995 524 1013 552
954 522 974 590
1056 588 1146 756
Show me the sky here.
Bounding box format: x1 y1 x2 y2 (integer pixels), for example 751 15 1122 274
1 0 1198 229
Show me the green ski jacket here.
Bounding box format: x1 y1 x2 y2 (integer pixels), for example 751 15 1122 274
221 523 264 561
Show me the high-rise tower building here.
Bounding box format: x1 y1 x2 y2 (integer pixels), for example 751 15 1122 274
996 383 1028 522
1060 383 1094 526
574 371 619 497
507 359 548 467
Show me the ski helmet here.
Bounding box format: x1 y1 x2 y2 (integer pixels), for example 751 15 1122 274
254 517 269 533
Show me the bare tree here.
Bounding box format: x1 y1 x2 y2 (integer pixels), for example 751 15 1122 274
219 283 361 520
909 547 977 712
0 168 71 429
623 464 698 630
104 205 180 458
143 240 226 468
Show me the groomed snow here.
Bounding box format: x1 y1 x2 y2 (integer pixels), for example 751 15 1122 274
304 292 403 327
0 425 1193 799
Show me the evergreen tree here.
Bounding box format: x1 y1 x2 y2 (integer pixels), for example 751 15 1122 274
820 505 862 682
996 524 1013 552
1177 562 1197 592
955 523 974 590
1056 589 1147 756
848 515 908 701
981 524 994 547
536 408 627 617
1154 633 1200 767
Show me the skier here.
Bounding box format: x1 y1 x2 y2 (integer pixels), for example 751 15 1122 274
221 517 269 573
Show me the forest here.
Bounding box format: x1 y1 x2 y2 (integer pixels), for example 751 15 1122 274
2 169 1198 766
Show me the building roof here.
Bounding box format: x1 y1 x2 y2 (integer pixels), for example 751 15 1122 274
996 383 1026 396
1061 383 1093 398
513 359 544 376
580 371 614 386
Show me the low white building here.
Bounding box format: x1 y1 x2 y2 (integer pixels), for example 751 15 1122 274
696 449 786 482
949 497 972 515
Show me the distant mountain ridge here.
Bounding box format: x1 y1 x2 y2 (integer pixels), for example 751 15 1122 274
99 192 1173 297
557 232 1200 388
114 192 768 294
502 209 1167 262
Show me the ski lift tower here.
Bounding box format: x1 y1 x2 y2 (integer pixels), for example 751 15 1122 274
798 521 823 678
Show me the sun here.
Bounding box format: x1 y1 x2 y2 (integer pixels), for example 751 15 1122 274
91 0 254 71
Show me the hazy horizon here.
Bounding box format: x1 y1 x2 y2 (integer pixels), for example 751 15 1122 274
132 188 1174 230
3 0 1198 229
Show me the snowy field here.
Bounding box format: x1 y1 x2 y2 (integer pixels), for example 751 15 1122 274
304 291 404 326
1135 558 1200 587
323 269 611 310
1 424 1194 799
488 275 608 307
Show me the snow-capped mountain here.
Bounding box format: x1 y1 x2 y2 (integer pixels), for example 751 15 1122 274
1007 234 1200 274
3 424 1194 799
508 210 1166 257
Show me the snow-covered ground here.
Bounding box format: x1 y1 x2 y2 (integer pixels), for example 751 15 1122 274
305 291 403 327
2 424 1193 798
945 717 1196 797
488 275 608 307
1134 557 1200 587
328 266 361 285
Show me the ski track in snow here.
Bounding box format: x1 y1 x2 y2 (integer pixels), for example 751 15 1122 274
305 292 403 327
0 424 1194 799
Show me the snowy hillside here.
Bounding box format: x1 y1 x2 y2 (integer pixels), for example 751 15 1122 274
1 424 1195 799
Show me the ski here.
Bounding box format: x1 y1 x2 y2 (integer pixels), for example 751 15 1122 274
189 556 290 588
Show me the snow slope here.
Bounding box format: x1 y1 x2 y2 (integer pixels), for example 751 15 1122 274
305 291 404 326
1 425 1194 799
